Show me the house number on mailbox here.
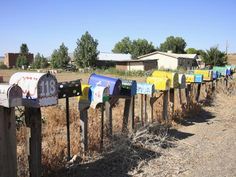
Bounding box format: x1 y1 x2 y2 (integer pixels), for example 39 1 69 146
39 80 56 97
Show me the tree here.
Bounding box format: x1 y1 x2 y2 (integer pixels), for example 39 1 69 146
112 37 156 58
202 46 227 66
16 55 29 68
186 48 198 54
20 43 29 55
50 43 70 68
160 36 187 54
74 31 99 68
32 53 48 69
131 39 156 58
112 37 132 54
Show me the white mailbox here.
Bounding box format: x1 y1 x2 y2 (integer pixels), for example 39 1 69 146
0 84 22 108
9 72 58 107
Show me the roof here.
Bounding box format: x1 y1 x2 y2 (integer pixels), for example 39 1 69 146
116 58 158 62
138 51 198 60
98 52 132 61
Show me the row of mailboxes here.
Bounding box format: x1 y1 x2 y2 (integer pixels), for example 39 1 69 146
194 70 213 81
151 70 179 88
146 76 170 91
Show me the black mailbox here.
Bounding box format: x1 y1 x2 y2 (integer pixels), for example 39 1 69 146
58 80 82 99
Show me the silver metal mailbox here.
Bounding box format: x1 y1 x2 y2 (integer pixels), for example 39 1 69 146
0 84 22 108
9 72 58 107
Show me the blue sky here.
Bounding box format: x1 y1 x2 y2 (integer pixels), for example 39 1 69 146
0 0 235 57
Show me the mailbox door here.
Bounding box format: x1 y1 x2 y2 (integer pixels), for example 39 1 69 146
136 83 154 95
90 86 109 108
58 80 82 98
120 80 137 96
88 74 122 96
9 72 58 107
0 84 22 108
78 84 91 101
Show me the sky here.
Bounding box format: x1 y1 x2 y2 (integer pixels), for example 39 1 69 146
0 0 236 57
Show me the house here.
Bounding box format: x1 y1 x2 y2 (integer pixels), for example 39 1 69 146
4 53 34 68
115 58 158 71
97 52 132 68
138 51 198 70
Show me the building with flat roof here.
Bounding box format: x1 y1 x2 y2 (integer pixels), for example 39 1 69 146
4 53 34 68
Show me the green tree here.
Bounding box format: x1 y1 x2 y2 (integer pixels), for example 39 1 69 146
32 53 48 69
203 46 227 66
20 43 29 55
16 55 29 68
186 48 198 54
112 37 132 54
112 37 156 58
160 36 187 53
74 31 99 68
131 39 156 58
50 43 70 68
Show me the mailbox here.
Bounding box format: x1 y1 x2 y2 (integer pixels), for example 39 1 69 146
136 82 154 95
178 74 186 89
77 84 91 101
213 66 227 76
120 79 137 96
152 70 179 88
0 84 22 108
88 73 122 96
212 71 219 80
90 86 109 108
194 70 213 81
194 74 203 83
146 76 170 91
58 80 82 98
185 74 195 83
9 72 58 107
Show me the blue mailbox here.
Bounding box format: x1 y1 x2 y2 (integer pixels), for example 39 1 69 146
136 82 155 95
194 74 203 83
88 73 122 96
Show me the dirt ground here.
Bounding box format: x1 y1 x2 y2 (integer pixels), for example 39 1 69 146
130 91 236 177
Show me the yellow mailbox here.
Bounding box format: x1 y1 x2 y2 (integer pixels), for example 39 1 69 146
146 76 170 91
78 84 91 101
185 74 195 83
152 70 179 88
194 70 213 81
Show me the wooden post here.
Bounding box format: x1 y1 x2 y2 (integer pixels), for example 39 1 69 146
123 96 135 132
140 94 144 126
179 88 183 105
80 109 88 152
185 84 191 110
195 83 201 102
105 101 112 138
0 107 17 177
144 95 147 124
100 104 104 150
150 96 158 123
162 91 169 123
169 89 175 117
25 107 42 177
65 97 71 161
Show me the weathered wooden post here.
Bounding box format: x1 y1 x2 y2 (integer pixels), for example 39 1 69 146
58 80 82 160
162 91 169 123
9 72 58 177
0 84 22 177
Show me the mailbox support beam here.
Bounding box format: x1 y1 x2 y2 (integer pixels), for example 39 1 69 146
169 89 175 118
0 107 17 177
80 109 88 153
122 96 135 133
195 83 201 102
25 107 42 177
100 105 104 150
105 102 112 138
185 84 191 110
66 97 71 161
162 91 169 123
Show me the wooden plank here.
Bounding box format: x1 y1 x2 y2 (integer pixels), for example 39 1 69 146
195 83 201 102
162 91 169 123
25 107 42 177
0 107 17 177
105 101 112 138
140 94 144 126
144 95 147 124
185 84 191 110
130 96 135 130
80 109 88 152
122 98 131 133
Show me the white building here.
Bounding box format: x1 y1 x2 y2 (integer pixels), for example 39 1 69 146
138 51 198 70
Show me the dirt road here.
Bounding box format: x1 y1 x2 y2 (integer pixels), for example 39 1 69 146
133 92 236 177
